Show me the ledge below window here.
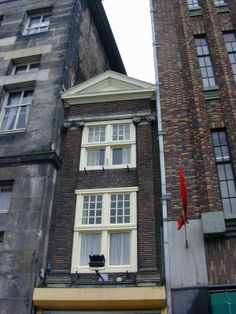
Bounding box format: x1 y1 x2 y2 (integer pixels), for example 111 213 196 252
215 4 229 13
0 128 26 136
203 86 220 100
189 8 202 17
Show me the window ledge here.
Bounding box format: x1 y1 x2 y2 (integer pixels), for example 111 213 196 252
215 4 229 13
204 86 220 100
189 8 202 16
80 165 136 171
0 128 26 136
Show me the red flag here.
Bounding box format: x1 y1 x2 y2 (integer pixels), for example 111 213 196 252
178 160 188 230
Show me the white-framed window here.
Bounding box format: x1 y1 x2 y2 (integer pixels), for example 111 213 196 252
0 89 33 131
214 0 227 5
71 187 138 273
80 120 136 170
0 184 13 213
187 0 200 9
12 62 40 75
24 13 51 35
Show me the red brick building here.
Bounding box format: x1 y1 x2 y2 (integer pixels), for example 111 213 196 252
33 71 167 313
150 0 236 313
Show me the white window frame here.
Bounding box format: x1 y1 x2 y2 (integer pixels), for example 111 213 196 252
71 187 138 273
80 120 136 170
0 89 33 132
0 184 13 213
23 13 51 35
12 62 40 75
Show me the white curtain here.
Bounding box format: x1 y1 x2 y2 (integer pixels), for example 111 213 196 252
1 108 17 130
80 233 101 266
87 149 104 166
109 233 130 265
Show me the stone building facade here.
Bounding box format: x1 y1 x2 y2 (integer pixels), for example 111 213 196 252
0 1 125 313
33 71 166 314
151 0 236 313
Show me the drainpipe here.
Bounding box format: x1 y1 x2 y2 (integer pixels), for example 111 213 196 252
149 1 172 313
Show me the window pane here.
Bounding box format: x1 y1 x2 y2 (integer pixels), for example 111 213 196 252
82 195 102 225
22 90 33 105
195 36 217 87
0 107 18 130
29 17 40 28
7 92 21 106
80 233 101 266
16 105 30 129
87 149 105 166
0 186 12 212
109 233 130 265
224 32 236 82
88 126 106 143
15 65 28 75
110 194 130 224
112 147 130 165
112 124 130 141
29 63 40 72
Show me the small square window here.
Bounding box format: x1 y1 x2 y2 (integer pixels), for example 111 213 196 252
24 13 51 35
13 63 40 75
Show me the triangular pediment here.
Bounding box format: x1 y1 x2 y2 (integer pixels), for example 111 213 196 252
62 71 156 105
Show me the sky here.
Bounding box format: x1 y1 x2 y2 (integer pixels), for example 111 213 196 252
103 0 155 84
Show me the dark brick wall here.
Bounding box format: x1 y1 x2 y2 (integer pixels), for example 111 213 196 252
47 98 163 282
153 0 236 285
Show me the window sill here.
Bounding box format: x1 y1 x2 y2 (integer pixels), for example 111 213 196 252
0 128 26 136
189 8 202 16
71 265 137 274
80 165 136 171
204 86 220 100
215 4 229 13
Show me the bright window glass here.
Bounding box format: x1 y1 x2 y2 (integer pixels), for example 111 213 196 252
195 37 217 88
0 90 33 131
212 130 236 214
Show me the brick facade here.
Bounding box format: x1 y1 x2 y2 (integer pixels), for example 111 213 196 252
152 0 236 311
47 97 163 283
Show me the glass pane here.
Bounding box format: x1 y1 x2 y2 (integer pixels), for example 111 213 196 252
87 149 105 166
217 164 225 180
16 105 30 129
220 181 229 198
22 90 33 104
80 233 101 266
7 92 21 106
112 147 130 165
230 198 236 213
0 186 12 211
109 233 130 265
0 107 18 130
225 164 233 180
228 181 236 197
15 65 27 75
42 15 51 23
29 17 40 28
29 63 40 72
222 199 231 214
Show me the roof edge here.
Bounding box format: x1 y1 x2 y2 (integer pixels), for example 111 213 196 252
87 0 126 75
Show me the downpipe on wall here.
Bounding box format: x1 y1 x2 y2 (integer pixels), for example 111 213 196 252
149 1 172 313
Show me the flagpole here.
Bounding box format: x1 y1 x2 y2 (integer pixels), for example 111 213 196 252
184 223 189 248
